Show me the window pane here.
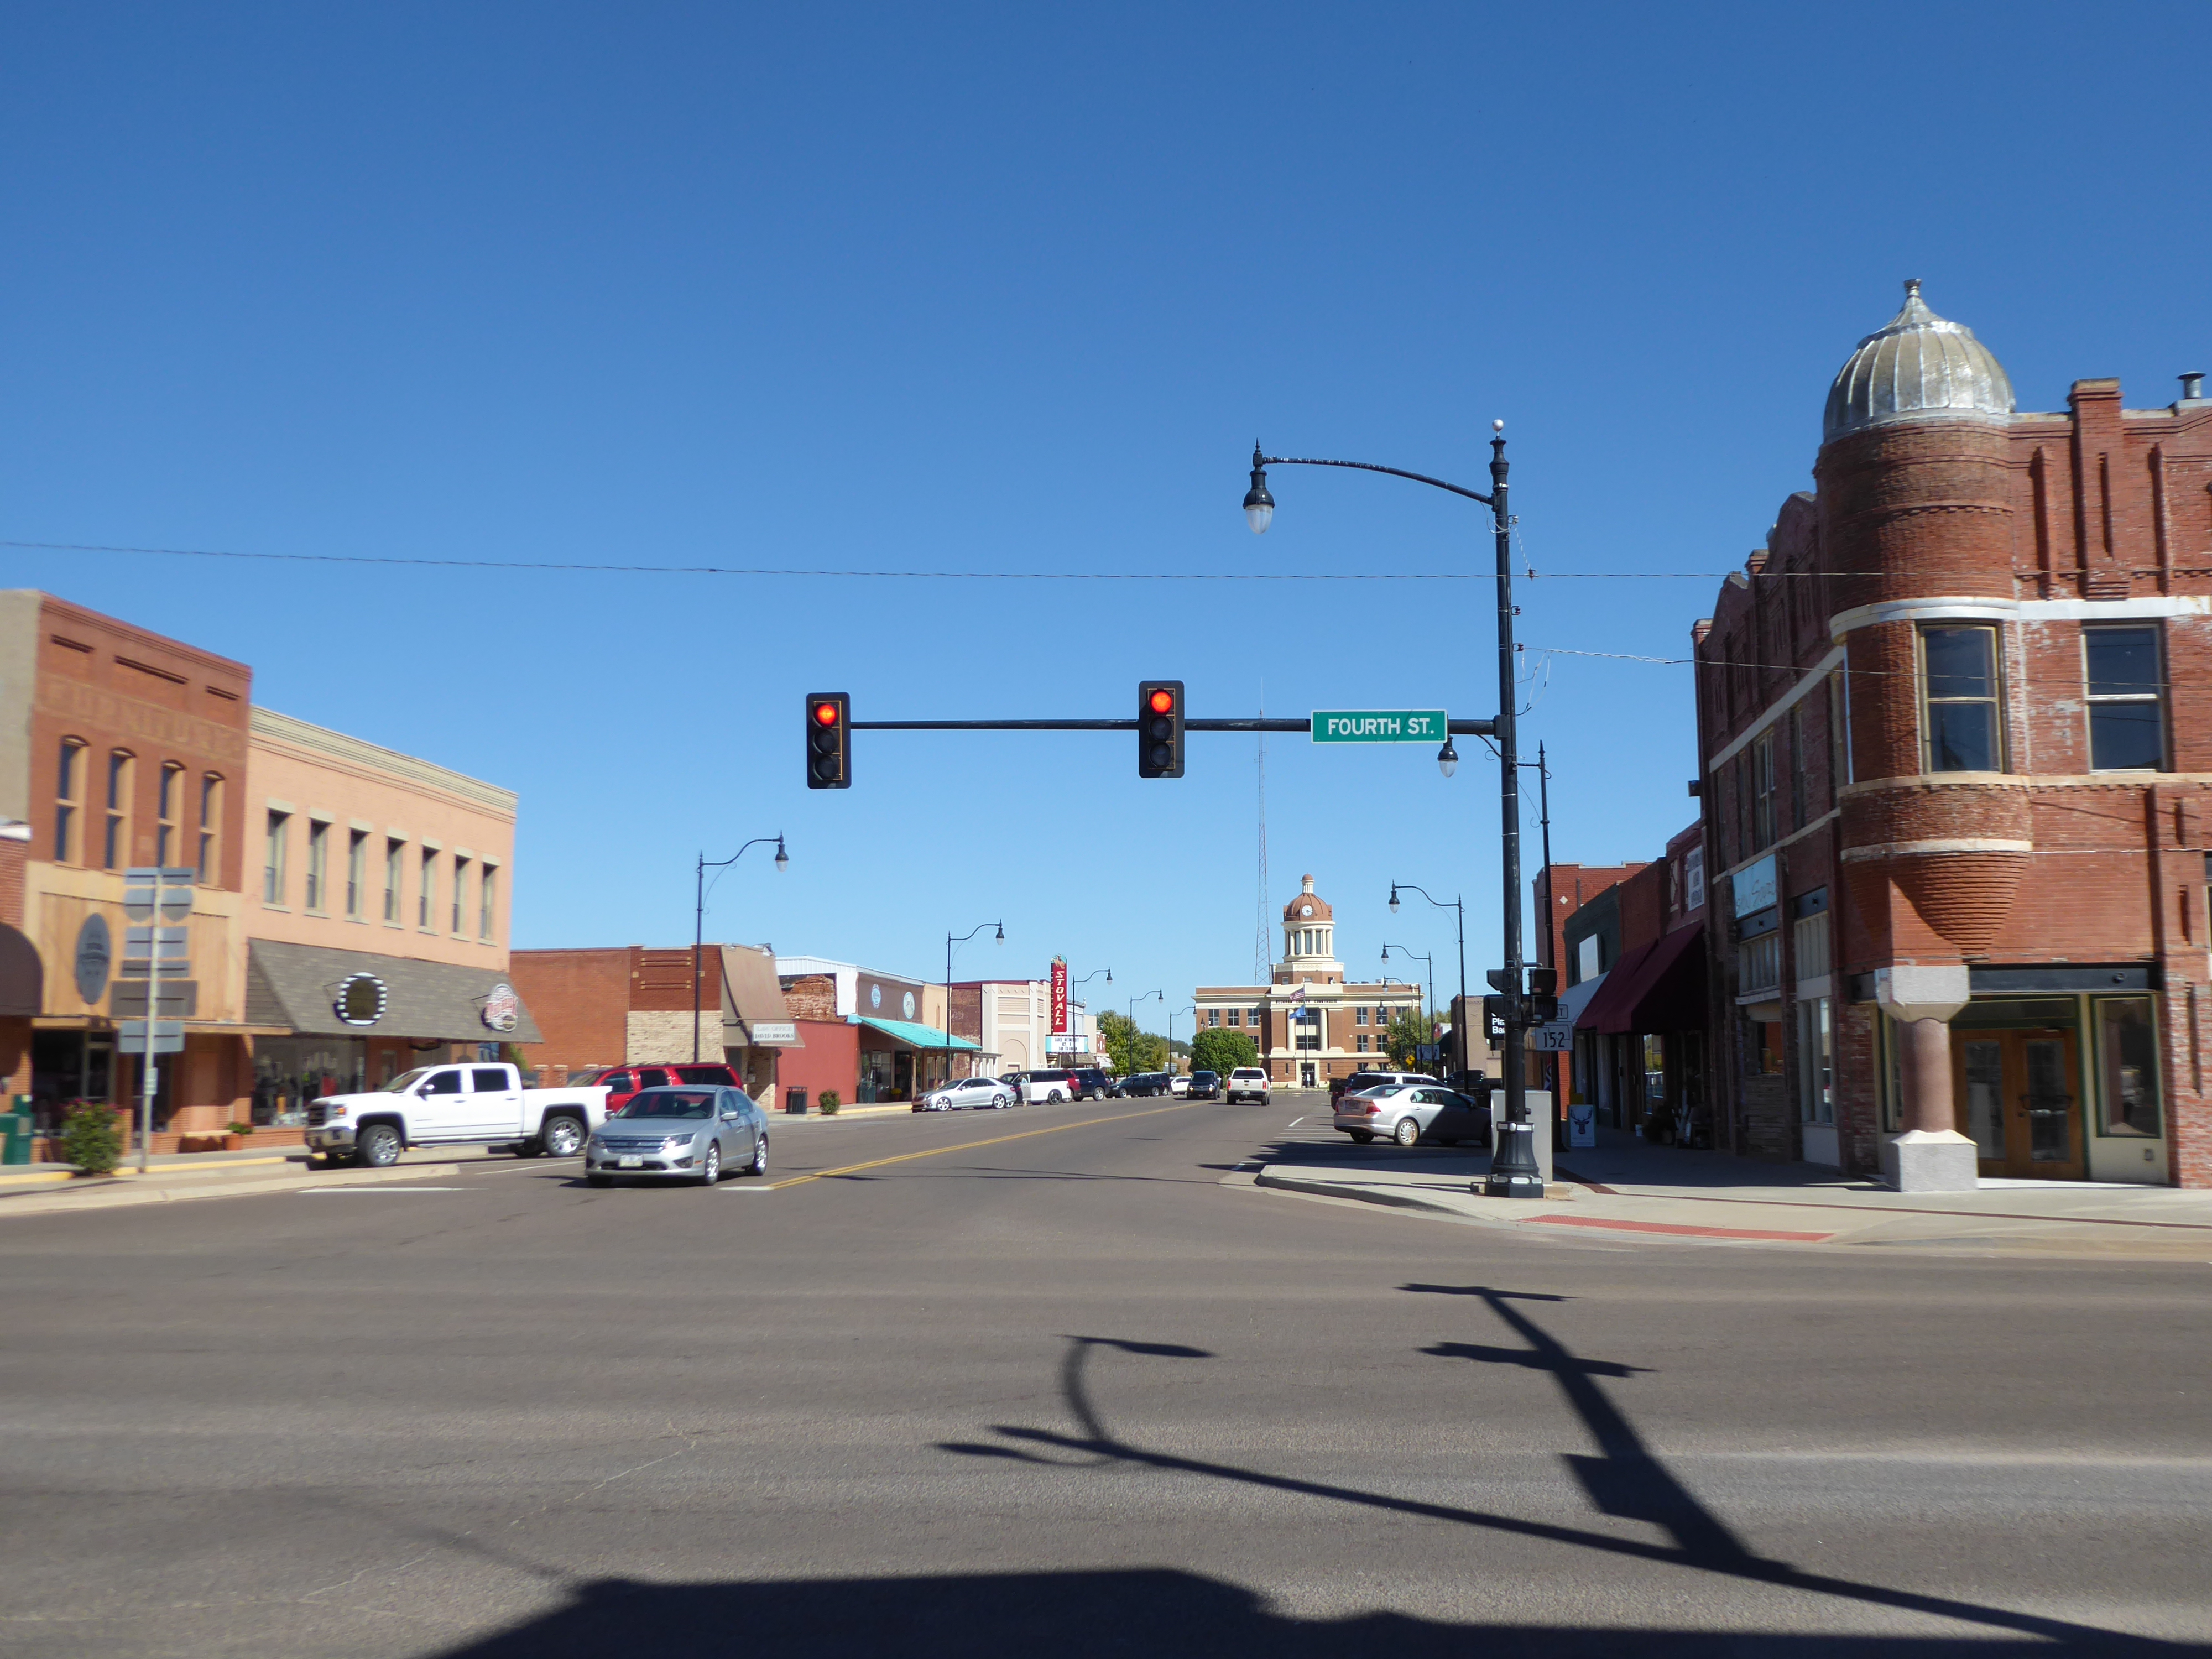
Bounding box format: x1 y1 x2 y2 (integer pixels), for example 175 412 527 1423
2085 629 2158 698
2096 998 2162 1138
1924 627 1995 699
1928 701 1997 771
2089 702 2163 770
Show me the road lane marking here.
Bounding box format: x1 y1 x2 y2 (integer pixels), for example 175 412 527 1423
763 1102 1206 1191
299 1186 469 1193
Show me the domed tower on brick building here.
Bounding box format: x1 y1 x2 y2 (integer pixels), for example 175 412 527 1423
1695 279 2212 1193
1276 874 1341 983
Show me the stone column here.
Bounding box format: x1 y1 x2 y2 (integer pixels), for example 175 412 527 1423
1875 964 1977 1191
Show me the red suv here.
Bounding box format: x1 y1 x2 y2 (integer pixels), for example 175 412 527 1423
575 1062 743 1117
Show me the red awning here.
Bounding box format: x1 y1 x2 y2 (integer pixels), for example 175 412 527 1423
1575 922 1706 1036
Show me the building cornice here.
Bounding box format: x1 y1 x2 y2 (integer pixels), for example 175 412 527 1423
251 708 517 815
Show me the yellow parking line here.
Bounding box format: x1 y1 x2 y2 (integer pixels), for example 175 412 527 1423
765 1100 1204 1190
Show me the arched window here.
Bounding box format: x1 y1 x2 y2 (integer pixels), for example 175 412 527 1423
103 750 135 870
196 774 223 884
157 763 185 868
54 738 87 863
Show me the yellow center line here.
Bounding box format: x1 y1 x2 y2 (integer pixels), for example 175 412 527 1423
765 1100 1207 1190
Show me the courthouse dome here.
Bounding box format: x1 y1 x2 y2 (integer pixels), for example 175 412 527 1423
1822 280 2015 444
1282 873 1333 924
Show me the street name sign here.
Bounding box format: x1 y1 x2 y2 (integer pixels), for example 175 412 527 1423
117 1019 184 1055
1310 710 1447 743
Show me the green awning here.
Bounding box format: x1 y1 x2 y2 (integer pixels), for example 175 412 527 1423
854 1015 979 1051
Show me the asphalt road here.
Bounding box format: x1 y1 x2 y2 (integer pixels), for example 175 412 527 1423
2 1093 2208 1657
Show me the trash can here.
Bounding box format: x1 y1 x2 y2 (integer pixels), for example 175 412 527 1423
784 1087 808 1116
0 1097 33 1165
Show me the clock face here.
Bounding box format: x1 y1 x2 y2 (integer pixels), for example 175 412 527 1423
1300 904 1313 916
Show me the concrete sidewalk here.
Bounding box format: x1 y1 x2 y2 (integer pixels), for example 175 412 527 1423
1253 1125 2212 1259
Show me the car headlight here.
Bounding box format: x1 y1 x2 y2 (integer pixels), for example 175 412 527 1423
327 1104 348 1118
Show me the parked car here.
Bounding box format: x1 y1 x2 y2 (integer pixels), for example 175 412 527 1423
917 1076 1015 1112
1334 1082 1490 1148
1121 1072 1172 1097
1225 1067 1271 1103
1168 1073 1191 1097
304 1062 611 1167
1071 1068 1115 1100
585 1086 769 1185
1328 1068 1441 1108
1019 1068 1083 1104
573 1062 743 1118
1185 1070 1220 1100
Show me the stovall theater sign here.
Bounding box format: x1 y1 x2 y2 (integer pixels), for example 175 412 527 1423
1310 710 1447 743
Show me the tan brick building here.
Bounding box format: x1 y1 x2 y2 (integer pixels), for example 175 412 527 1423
1695 281 2212 1188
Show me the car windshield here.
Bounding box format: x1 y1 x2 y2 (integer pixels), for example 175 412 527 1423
615 1090 717 1120
378 1068 432 1093
1193 1072 1217 1083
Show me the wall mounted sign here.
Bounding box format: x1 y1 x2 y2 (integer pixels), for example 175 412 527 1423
747 1021 798 1046
481 982 520 1034
870 984 882 1009
333 972 389 1027
1050 956 1068 1034
1733 853 1777 919
901 990 916 1020
73 914 112 1006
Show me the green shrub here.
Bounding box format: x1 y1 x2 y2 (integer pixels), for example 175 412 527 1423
817 1091 841 1116
62 1104 123 1176
225 1121 254 1137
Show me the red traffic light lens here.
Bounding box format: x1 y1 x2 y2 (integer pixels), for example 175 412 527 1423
1147 688 1175 715
813 702 841 726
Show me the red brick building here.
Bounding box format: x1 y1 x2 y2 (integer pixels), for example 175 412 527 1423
1695 281 2211 1188
1533 860 1651 1106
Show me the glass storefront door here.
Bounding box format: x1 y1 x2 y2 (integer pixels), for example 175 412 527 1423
1951 1023 2083 1180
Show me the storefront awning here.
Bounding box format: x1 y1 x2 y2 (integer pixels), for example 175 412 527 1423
1576 922 1705 1036
0 924 41 1018
854 1015 979 1052
246 940 544 1044
719 944 802 1046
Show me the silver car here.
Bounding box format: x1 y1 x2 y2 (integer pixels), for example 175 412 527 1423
1334 1083 1490 1148
917 1076 1014 1112
585 1086 767 1186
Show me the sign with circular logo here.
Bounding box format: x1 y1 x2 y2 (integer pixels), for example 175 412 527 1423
73 914 112 1006
870 984 882 1009
902 990 916 1020
333 973 388 1027
481 982 520 1033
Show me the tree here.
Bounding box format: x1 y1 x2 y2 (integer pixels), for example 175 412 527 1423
1191 1027 1258 1077
1095 1010 1166 1078
1380 1007 1438 1068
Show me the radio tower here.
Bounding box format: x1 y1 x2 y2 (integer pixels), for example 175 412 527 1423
1254 697 1271 980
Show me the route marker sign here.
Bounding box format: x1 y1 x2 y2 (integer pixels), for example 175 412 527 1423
1310 709 1447 743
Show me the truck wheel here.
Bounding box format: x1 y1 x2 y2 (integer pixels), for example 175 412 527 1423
355 1124 402 1168
695 1142 721 1186
539 1114 585 1158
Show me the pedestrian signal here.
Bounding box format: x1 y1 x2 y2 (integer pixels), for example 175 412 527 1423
806 693 851 789
1138 681 1184 778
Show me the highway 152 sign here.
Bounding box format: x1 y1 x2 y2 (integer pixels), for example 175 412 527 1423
1310 710 1447 743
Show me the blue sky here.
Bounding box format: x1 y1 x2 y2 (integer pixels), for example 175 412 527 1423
4 3 2206 1024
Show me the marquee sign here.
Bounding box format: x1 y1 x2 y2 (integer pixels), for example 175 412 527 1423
1051 957 1068 1034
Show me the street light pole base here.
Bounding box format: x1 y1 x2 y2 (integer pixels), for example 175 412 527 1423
1481 1120 1545 1199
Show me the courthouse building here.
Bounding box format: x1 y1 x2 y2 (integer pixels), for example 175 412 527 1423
1695 281 2212 1188
1194 875 1420 1091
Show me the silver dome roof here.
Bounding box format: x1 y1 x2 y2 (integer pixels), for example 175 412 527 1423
1822 280 2014 443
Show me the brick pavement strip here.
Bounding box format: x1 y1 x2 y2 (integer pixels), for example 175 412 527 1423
0 1162 465 1218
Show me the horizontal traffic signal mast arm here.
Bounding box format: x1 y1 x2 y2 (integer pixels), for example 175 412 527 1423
848 716 1497 734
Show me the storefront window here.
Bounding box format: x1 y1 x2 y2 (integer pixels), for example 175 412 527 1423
253 1037 366 1126
1642 1034 1666 1113
2095 997 2162 1138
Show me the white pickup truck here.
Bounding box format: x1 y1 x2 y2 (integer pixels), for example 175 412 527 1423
303 1061 611 1167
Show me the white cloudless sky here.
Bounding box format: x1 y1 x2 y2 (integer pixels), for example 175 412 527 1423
3 2 2205 1022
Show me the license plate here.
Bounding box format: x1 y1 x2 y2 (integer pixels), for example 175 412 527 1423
618 1156 643 1168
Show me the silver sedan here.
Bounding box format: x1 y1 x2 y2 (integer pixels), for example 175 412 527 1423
916 1076 1014 1112
585 1086 767 1185
1334 1083 1491 1148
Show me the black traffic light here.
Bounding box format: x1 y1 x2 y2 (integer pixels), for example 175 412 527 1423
805 692 851 789
1137 680 1185 778
1527 966 1560 1024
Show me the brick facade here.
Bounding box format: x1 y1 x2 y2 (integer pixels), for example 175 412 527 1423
1694 292 2212 1186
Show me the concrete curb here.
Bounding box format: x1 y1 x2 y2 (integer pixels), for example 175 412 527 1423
0 1154 299 1191
0 1163 465 1219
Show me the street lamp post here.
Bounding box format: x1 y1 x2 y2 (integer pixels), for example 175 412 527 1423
1168 1005 1194 1076
1072 966 1112 1063
1389 881 1465 1064
1380 943 1435 1046
693 836 788 1062
945 920 1004 1092
1129 988 1161 1083
1246 426 1543 1198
